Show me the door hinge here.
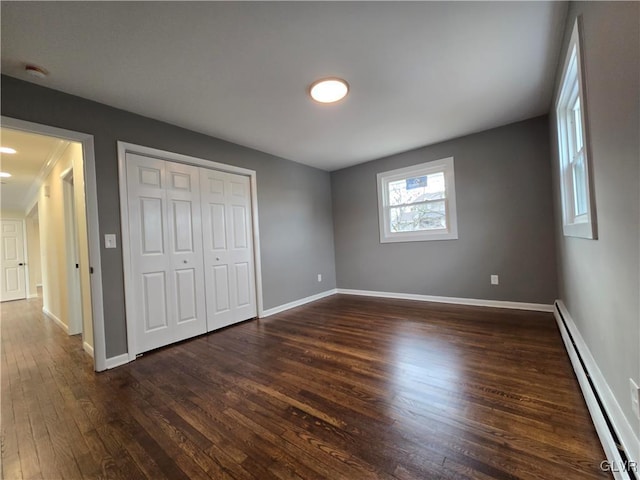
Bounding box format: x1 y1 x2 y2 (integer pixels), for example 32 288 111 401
90 267 94 274
76 263 79 269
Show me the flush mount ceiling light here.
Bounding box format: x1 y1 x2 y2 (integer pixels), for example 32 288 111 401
0 147 17 154
0 172 12 178
309 78 349 104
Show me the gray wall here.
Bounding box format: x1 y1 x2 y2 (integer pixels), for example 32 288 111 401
332 116 557 304
550 2 639 443
1 75 337 358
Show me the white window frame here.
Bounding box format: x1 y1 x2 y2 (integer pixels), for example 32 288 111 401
377 157 458 243
555 17 597 239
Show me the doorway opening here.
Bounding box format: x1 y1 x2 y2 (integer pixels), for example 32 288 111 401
25 205 42 299
61 168 87 340
1 116 105 371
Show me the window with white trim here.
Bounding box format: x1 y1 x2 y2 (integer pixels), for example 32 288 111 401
556 18 596 239
377 157 458 243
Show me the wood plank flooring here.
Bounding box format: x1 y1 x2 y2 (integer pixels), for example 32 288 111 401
2 294 609 479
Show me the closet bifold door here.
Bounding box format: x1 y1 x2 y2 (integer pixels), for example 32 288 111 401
126 154 207 354
200 167 257 331
165 161 207 343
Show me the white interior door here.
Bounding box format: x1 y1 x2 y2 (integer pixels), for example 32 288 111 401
166 161 207 343
0 219 26 302
63 172 83 335
126 154 206 354
200 168 257 330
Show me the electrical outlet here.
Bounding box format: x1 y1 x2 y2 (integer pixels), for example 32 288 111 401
630 379 640 419
317 274 322 282
490 275 499 285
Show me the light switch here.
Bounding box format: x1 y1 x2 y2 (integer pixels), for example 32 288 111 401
105 234 117 249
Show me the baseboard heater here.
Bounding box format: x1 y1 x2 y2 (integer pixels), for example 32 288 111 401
554 301 637 480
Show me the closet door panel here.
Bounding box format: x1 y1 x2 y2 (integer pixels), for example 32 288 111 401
200 168 256 331
127 154 174 353
165 161 207 343
126 155 206 354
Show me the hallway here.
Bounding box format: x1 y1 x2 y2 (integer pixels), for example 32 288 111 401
1 296 95 479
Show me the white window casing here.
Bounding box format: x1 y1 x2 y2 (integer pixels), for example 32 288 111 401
377 157 458 243
555 17 597 239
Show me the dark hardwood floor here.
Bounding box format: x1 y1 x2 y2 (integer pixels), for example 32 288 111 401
2 294 609 479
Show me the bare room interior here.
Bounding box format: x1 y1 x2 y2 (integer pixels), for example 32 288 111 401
0 2 638 479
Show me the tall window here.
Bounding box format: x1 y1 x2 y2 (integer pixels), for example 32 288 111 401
556 18 596 239
377 157 458 243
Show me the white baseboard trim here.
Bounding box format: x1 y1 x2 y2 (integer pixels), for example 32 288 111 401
42 307 69 333
83 342 94 358
336 289 554 312
104 353 130 370
27 293 39 299
261 289 337 318
554 300 639 480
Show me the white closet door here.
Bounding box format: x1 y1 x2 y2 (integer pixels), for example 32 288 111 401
126 154 206 354
166 161 207 343
200 168 257 331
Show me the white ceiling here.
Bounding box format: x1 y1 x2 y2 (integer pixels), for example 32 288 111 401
0 128 68 212
1 2 567 171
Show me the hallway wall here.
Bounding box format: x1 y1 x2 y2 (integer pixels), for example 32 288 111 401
38 142 93 353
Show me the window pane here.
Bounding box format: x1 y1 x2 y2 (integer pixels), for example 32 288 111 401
573 97 583 151
388 172 445 206
390 201 446 232
572 152 588 216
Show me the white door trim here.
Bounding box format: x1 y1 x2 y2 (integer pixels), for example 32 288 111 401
1 116 107 372
22 219 31 299
117 141 264 363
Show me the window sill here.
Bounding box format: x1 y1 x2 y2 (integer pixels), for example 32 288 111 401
380 231 459 243
563 220 597 239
